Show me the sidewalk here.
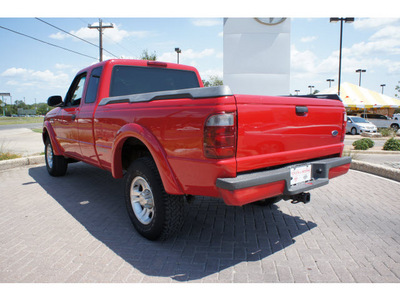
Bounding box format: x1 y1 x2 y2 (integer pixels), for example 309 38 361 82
344 134 400 181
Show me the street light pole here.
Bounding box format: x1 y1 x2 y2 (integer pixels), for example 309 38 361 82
308 85 315 94
326 79 334 88
175 47 181 64
380 84 386 94
355 69 366 86
330 17 354 96
295 90 300 96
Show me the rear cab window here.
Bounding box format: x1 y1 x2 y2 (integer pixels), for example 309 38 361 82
109 65 200 97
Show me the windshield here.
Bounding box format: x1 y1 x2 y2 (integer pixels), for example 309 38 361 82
351 117 368 123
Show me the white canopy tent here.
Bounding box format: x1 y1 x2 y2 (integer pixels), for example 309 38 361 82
318 82 400 109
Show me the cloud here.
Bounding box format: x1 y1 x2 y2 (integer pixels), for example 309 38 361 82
300 36 317 43
370 25 400 41
199 69 223 80
50 24 152 43
1 67 70 89
192 19 221 27
158 48 216 63
354 18 400 29
184 48 215 59
291 45 319 76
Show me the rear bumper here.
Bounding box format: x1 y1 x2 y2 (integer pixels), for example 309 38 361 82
216 156 351 206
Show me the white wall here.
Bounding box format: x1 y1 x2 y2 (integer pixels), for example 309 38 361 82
223 18 291 96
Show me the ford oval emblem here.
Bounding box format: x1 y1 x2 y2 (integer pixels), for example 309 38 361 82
332 130 339 137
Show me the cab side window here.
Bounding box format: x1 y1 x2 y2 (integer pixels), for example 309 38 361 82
65 73 87 107
85 67 103 104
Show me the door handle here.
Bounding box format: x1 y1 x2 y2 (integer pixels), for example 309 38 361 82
296 106 308 116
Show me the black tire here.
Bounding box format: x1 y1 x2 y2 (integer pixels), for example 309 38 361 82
124 157 184 241
45 139 68 177
390 124 399 132
351 127 357 135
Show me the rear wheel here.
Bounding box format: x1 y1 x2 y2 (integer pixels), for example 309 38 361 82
390 124 399 132
124 157 184 240
45 139 68 177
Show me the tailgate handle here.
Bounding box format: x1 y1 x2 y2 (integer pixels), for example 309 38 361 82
296 106 308 116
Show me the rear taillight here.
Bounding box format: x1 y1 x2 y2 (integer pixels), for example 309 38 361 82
341 111 347 142
204 112 236 159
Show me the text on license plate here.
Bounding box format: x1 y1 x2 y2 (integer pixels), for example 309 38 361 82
290 164 312 186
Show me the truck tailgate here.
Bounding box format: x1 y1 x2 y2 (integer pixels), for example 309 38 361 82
235 94 345 173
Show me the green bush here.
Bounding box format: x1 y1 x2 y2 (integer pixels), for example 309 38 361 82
383 138 400 151
359 138 374 148
352 139 369 150
378 128 396 137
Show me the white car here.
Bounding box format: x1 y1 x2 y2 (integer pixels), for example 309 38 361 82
361 113 400 131
346 116 377 135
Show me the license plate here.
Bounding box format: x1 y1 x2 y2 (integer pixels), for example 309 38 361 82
290 164 312 186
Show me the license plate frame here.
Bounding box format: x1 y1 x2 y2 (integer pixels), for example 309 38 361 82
290 164 312 186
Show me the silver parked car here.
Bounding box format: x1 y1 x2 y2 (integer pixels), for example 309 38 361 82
346 116 377 135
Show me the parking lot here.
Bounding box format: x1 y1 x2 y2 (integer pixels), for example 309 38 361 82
1 162 399 283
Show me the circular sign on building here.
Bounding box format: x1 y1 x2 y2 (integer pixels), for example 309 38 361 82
254 18 287 26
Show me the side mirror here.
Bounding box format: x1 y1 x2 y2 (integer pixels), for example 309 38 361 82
47 95 63 107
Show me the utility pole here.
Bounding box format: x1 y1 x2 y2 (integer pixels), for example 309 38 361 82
88 19 114 62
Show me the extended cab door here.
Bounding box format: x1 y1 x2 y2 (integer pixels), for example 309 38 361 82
77 66 103 166
57 72 87 159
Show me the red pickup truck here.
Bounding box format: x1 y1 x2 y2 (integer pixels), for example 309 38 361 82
43 59 351 240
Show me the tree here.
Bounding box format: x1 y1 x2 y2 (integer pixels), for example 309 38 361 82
202 75 223 87
36 103 51 115
140 49 157 61
14 100 27 109
395 81 400 98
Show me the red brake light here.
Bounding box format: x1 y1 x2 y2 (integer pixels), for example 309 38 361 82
204 113 236 159
147 61 167 67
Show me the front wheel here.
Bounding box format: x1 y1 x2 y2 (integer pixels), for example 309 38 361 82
351 127 358 135
124 157 184 240
45 139 68 177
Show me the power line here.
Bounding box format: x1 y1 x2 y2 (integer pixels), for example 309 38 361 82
0 25 98 60
35 17 98 48
36 18 119 59
101 18 137 58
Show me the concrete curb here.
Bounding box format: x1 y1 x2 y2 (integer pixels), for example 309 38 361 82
350 160 400 182
350 150 400 154
0 155 45 171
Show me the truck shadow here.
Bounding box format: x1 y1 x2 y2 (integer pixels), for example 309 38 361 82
29 163 317 282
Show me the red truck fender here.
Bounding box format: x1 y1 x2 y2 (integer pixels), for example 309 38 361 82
111 123 185 195
42 121 63 156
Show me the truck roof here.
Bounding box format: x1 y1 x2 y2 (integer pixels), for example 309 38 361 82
80 59 199 74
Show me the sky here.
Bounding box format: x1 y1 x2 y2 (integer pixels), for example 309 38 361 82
1 1 399 105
